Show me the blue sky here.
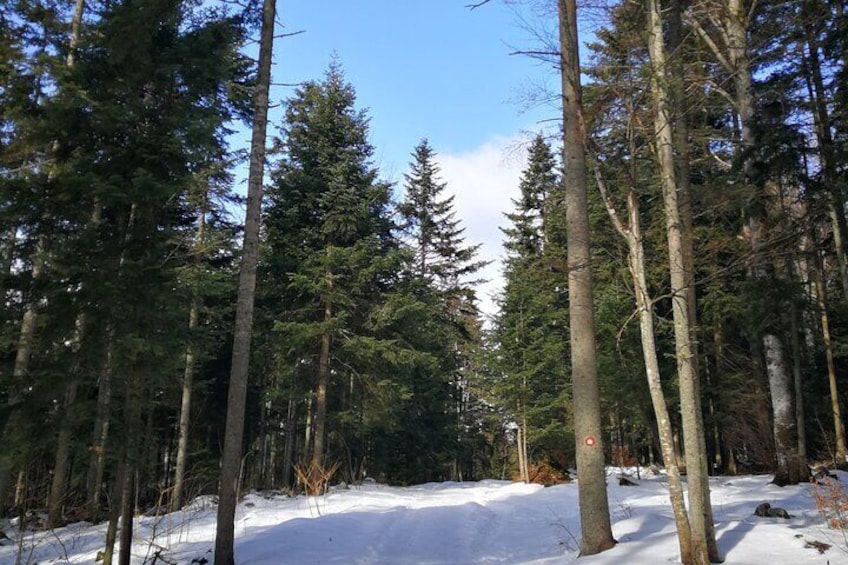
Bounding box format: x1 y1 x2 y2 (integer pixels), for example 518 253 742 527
273 0 557 176
248 0 563 320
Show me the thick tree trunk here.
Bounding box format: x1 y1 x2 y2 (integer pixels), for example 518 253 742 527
646 1 716 560
557 0 615 555
12 249 45 384
724 0 817 479
214 0 275 561
763 334 805 484
101 463 125 565
116 466 136 565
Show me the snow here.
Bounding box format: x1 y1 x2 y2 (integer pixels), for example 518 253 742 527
2 469 847 564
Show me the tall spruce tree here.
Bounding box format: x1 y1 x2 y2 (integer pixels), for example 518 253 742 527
263 62 409 490
398 139 488 480
493 135 570 482
399 140 487 292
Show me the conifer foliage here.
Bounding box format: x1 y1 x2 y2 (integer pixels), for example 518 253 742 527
493 136 571 482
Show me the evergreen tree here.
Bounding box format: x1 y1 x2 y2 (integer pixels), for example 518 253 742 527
397 139 489 481
493 135 570 482
399 139 487 292
263 63 411 489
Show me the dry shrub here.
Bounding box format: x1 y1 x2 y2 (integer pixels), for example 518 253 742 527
611 445 637 467
515 461 571 486
294 460 341 496
812 477 848 530
811 476 848 553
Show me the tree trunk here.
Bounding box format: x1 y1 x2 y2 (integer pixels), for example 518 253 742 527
811 250 847 463
308 295 332 493
788 278 807 459
87 340 113 518
646 0 716 560
172 191 207 512
517 412 529 483
668 0 698 369
801 25 848 299
763 334 805 484
594 157 693 563
214 0 275 560
724 0 815 480
101 463 125 565
110 362 143 565
116 465 136 565
282 399 297 490
46 378 78 528
557 0 615 555
171 300 197 512
0 226 15 299
7 0 87 520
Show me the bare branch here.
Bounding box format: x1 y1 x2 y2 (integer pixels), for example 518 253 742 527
509 49 560 58
590 153 630 239
686 13 733 74
466 0 493 9
274 30 305 39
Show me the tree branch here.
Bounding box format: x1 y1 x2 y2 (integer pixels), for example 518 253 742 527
686 13 733 74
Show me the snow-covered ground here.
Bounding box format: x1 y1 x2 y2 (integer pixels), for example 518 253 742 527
2 468 846 564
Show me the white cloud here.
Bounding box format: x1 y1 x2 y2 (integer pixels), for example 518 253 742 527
435 136 528 325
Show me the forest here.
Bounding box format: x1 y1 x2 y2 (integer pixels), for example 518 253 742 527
1 0 847 563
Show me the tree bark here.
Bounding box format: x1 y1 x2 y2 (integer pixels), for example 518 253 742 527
789 294 806 459
172 190 207 512
214 0 275 560
7 0 87 520
282 398 297 490
47 377 78 528
90 203 136 519
87 339 113 518
308 294 332 493
811 250 847 463
725 0 816 479
646 0 716 560
557 0 615 555
0 226 15 300
101 463 125 565
593 151 693 563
